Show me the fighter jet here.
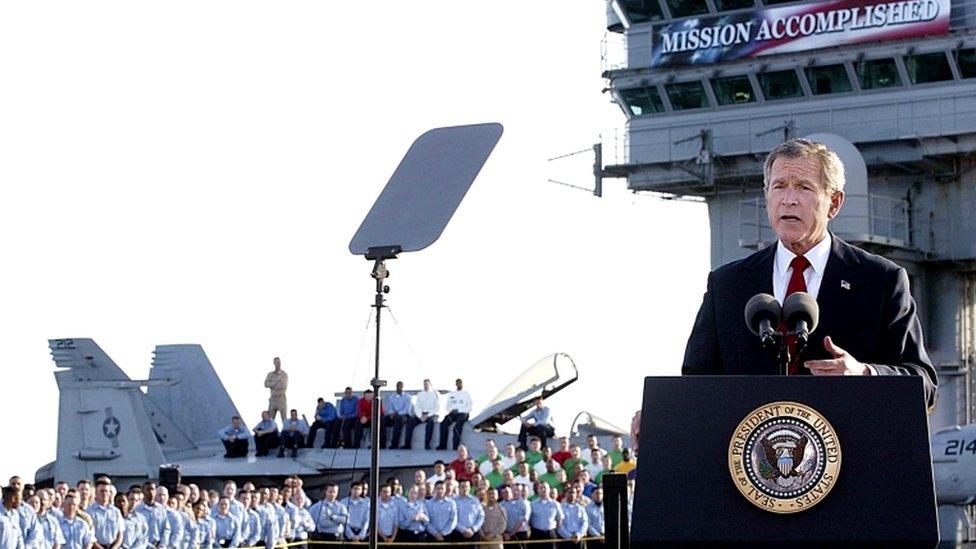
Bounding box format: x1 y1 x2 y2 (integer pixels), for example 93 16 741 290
36 338 625 490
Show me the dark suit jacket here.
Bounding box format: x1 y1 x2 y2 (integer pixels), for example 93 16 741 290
681 234 937 407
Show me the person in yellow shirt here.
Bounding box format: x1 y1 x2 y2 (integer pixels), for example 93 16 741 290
613 448 637 475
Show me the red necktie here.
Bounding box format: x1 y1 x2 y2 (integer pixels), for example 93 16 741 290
784 255 810 374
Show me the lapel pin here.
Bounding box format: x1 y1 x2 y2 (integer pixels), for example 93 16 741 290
840 280 851 290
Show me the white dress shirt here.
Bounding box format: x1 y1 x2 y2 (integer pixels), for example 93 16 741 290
772 233 832 304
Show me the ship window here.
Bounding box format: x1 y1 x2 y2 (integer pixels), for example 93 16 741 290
714 0 756 10
620 87 666 116
712 75 756 105
758 69 803 100
805 64 853 95
666 0 709 17
666 81 710 110
956 48 976 79
905 52 954 84
620 0 665 23
855 58 902 89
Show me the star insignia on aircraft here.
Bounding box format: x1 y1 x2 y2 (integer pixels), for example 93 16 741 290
103 417 121 439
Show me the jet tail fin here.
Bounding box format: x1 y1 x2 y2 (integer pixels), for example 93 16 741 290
146 344 242 449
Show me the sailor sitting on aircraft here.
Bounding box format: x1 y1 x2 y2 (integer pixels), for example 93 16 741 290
251 412 280 458
279 410 309 459
217 417 250 459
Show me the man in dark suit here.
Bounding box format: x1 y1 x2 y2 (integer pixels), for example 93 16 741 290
681 138 937 407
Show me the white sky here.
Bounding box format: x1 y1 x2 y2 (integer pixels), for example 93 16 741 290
0 1 709 483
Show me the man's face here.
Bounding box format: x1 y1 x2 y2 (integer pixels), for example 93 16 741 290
455 379 463 390
396 381 403 394
8 477 22 494
324 486 337 501
55 483 68 497
458 446 468 460
290 410 298 420
223 483 236 499
433 463 444 474
261 411 271 422
379 487 391 502
587 436 599 449
612 436 624 450
458 481 470 497
559 438 569 451
565 487 578 504
364 392 373 402
96 485 112 505
434 483 446 499
77 483 92 502
218 499 229 515
505 444 516 457
63 497 77 517
535 398 543 410
529 439 541 453
571 446 581 458
274 357 281 370
765 155 843 254
350 485 362 499
423 379 431 391
592 488 603 504
345 388 353 398
232 418 242 428
258 488 269 504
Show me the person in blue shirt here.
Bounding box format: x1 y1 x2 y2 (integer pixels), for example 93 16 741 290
279 410 309 458
342 483 369 542
212 498 241 548
395 485 429 544
424 482 457 542
58 495 93 549
305 398 338 449
133 483 170 549
585 487 605 549
251 411 280 457
115 494 147 549
518 397 556 450
0 488 25 549
451 480 484 546
307 484 347 542
35 490 66 549
528 482 563 549
337 387 359 449
217 417 250 458
86 480 123 549
384 381 414 449
498 484 530 544
6 478 40 549
557 485 588 549
374 486 398 543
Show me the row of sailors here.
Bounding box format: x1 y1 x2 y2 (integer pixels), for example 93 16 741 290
0 480 313 549
2 476 611 549
300 480 603 545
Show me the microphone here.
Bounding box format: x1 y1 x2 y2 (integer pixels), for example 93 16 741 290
744 293 782 349
783 292 819 348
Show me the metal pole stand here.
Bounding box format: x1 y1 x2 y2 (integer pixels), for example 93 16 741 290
365 246 399 549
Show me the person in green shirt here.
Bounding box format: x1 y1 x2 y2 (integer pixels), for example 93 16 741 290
562 444 588 481
608 434 625 467
593 454 615 485
484 459 506 489
524 437 544 469
538 459 561 489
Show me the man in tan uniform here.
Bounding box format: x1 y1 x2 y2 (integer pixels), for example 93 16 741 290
264 357 288 424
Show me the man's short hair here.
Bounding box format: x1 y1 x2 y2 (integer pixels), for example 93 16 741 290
1 487 16 502
324 482 338 490
290 409 297 413
231 415 241 421
95 479 112 487
350 481 363 489
433 460 445 467
763 138 845 195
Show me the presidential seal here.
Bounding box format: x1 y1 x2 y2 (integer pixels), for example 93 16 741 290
728 401 841 514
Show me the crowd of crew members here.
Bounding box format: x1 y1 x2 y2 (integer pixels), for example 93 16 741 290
0 435 636 549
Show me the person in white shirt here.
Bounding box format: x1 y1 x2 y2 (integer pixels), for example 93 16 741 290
405 379 439 450
436 378 472 451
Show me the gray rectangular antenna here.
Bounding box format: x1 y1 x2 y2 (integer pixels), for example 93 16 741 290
349 122 504 257
347 122 502 549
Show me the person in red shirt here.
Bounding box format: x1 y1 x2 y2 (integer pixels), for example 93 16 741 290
551 436 572 466
449 445 470 478
457 458 478 483
354 389 387 448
